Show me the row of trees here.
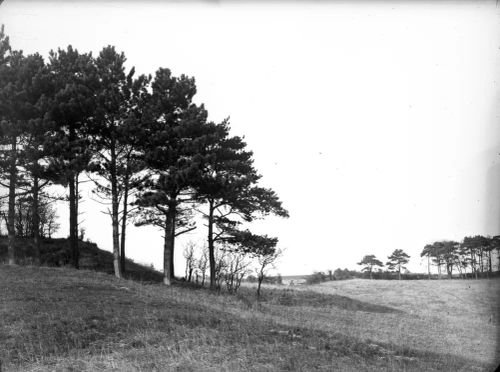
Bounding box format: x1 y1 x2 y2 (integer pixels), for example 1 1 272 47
0 25 288 287
356 236 500 281
420 236 500 279
358 249 410 280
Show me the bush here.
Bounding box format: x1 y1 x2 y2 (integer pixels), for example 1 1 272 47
305 271 328 285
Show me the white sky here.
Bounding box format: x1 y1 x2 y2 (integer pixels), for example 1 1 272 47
1 1 499 275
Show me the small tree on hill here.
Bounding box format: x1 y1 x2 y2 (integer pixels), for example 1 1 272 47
386 249 410 280
357 254 383 279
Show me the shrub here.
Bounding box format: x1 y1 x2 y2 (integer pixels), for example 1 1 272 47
305 271 328 285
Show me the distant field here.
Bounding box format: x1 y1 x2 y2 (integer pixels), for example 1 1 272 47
283 279 500 368
1 266 498 371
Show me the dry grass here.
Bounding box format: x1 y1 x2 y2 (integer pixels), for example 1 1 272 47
292 278 500 364
0 266 498 371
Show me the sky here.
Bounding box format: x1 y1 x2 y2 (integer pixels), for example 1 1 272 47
0 1 499 275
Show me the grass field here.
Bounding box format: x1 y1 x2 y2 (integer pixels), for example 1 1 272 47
1 265 498 371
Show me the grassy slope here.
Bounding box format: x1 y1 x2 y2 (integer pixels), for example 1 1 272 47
299 279 500 365
0 236 163 282
1 266 497 372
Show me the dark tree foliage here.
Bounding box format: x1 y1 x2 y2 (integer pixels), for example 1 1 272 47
420 244 433 280
357 255 383 279
386 249 410 280
0 41 51 264
16 54 55 265
90 45 150 278
44 46 99 269
134 68 214 285
0 27 290 288
420 236 500 279
194 119 288 289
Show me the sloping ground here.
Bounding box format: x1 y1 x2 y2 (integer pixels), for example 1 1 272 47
0 265 495 371
0 236 163 282
298 278 500 368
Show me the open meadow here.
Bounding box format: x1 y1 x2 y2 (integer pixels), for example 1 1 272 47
1 265 498 371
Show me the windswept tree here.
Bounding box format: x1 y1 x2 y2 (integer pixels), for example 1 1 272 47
194 119 289 289
357 254 383 279
386 249 410 280
225 229 280 298
255 245 281 299
45 46 99 269
134 68 214 285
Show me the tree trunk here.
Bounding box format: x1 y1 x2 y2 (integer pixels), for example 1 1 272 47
257 273 264 299
479 248 484 274
7 135 17 265
32 175 41 266
427 255 431 280
69 174 79 269
170 208 176 280
488 250 492 274
207 200 216 289
110 143 121 279
119 167 130 274
162 208 175 285
497 247 500 273
398 266 401 280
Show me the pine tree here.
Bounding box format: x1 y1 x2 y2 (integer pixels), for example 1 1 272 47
420 244 433 279
357 255 383 279
16 53 54 265
45 46 99 269
386 249 410 280
134 68 213 285
194 119 288 289
90 46 150 278
0 37 46 265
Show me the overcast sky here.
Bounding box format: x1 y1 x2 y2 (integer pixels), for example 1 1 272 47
1 1 499 275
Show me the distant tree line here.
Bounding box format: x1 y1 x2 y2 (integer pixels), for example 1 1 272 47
0 25 289 287
420 236 500 279
351 235 500 281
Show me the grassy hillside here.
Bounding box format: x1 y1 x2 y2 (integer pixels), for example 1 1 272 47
1 265 498 371
0 236 163 282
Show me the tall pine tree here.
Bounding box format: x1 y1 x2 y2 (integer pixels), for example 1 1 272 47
135 68 213 285
45 46 99 268
91 46 149 278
